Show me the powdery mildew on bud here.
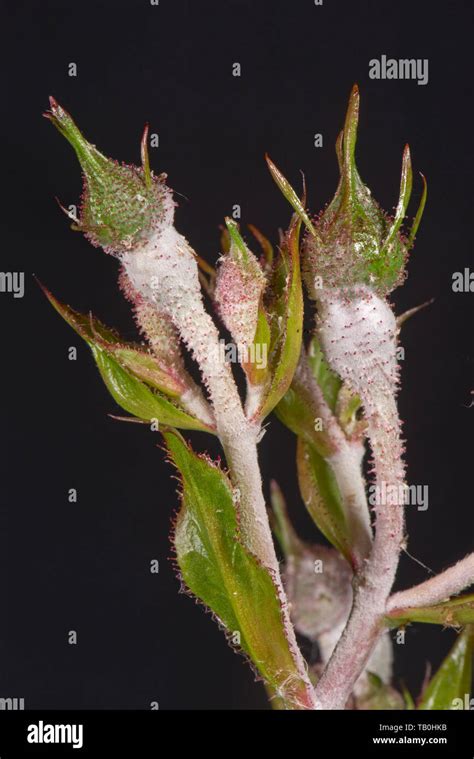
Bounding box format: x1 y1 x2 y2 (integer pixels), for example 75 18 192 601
317 285 405 494
317 286 398 400
214 257 265 349
121 224 238 411
120 218 289 581
313 285 406 710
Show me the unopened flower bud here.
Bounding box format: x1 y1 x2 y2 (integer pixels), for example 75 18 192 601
302 85 426 297
44 97 173 254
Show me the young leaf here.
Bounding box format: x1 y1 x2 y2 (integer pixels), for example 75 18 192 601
165 430 315 710
274 386 334 458
355 672 404 711
297 437 354 565
386 594 474 628
41 284 215 432
256 214 304 420
92 347 212 431
42 284 185 397
269 480 304 559
307 336 363 435
245 304 271 387
418 627 474 710
307 336 342 412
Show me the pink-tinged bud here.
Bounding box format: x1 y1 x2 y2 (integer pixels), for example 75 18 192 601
214 219 266 349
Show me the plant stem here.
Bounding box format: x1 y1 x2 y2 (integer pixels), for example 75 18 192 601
175 306 317 707
313 288 405 709
387 553 474 612
313 398 405 709
294 353 373 569
124 227 317 707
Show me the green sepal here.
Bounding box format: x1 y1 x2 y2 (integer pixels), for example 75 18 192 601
418 627 474 710
44 97 170 254
265 154 317 238
164 430 314 709
302 84 426 296
225 217 250 264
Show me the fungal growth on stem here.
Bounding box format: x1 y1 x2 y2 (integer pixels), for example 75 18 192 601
42 87 473 711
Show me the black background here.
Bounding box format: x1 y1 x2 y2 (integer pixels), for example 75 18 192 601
1 0 473 709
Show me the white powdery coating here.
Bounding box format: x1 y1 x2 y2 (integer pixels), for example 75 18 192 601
119 221 317 705
317 285 398 412
313 285 406 710
318 623 393 695
317 285 405 489
214 257 265 348
121 223 294 571
121 224 241 415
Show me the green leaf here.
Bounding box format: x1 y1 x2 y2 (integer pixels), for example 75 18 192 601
402 685 416 710
245 304 271 387
306 337 342 412
418 627 474 710
297 437 354 565
91 347 212 431
41 284 214 432
386 594 474 628
108 346 183 397
42 284 185 397
274 386 333 458
275 335 366 567
257 215 304 420
269 480 304 559
307 337 363 435
275 337 361 454
356 672 404 710
165 430 314 709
